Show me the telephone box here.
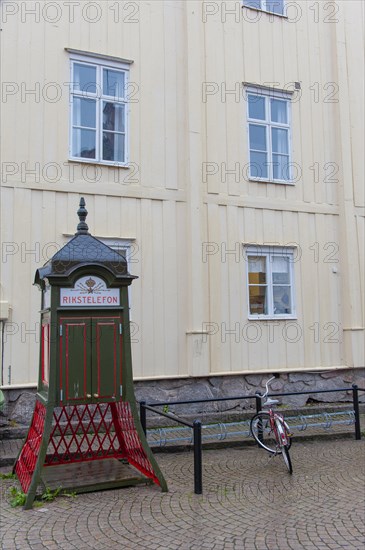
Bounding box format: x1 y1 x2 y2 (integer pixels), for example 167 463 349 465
14 198 167 508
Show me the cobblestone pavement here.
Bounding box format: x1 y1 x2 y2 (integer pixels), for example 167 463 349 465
0 438 364 550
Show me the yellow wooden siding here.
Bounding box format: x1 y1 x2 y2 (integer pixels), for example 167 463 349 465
0 1 363 384
205 205 342 373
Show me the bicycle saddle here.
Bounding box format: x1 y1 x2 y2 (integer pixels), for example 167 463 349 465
264 398 279 406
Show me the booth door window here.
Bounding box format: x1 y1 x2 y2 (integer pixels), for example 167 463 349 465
59 315 122 403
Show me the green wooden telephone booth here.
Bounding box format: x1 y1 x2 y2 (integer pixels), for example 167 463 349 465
14 198 167 508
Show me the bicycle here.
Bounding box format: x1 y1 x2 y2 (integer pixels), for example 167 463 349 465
250 376 293 474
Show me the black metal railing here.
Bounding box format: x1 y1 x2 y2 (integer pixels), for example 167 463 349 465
140 384 364 495
140 403 202 494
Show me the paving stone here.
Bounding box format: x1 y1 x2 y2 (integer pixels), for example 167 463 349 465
0 439 364 549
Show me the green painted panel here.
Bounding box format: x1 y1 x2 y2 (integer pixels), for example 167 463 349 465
60 318 92 403
59 314 122 404
92 317 121 401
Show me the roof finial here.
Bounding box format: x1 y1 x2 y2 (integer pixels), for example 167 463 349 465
76 197 89 234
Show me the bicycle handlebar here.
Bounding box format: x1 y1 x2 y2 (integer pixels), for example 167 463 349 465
255 375 277 399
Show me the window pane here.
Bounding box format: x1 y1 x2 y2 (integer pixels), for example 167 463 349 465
249 124 267 151
73 63 97 93
248 95 265 120
265 0 284 14
103 69 125 98
248 256 266 284
244 0 261 8
271 99 287 123
273 154 290 180
272 128 288 154
72 129 96 158
272 256 290 284
273 286 291 314
103 102 125 132
250 151 268 179
103 132 125 162
73 98 96 128
249 286 267 315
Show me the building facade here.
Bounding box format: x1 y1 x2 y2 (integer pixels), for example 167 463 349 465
0 1 364 402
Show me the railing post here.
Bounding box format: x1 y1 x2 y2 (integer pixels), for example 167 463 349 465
255 393 263 443
140 401 147 436
352 385 361 440
193 420 202 495
255 393 262 415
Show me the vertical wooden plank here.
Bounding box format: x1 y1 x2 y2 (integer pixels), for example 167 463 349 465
241 8 261 84
11 188 32 382
283 211 305 370
129 199 142 376
217 205 231 371
106 196 121 237
150 201 165 375
66 193 79 235
120 197 138 240
162 200 179 375
317 18 338 207
242 207 257 245
205 15 227 195
206 203 222 373
308 17 325 206
139 1 166 189
163 2 182 190
93 195 108 236
297 212 321 368
54 192 69 242
315 214 342 367
246 208 265 372
223 15 244 197
254 208 265 245
226 205 243 371
258 17 275 83
295 8 315 204
263 209 279 245
139 199 154 377
185 4 210 377
343 4 364 209
0 188 15 382
176 201 188 376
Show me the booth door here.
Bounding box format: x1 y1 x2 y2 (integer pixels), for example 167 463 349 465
59 315 122 404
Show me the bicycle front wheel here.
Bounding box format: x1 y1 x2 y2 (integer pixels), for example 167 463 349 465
250 412 280 454
281 445 293 474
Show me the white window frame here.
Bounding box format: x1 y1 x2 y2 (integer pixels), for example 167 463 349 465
245 245 296 320
246 86 293 184
69 52 130 167
100 238 135 265
100 238 136 310
243 0 285 16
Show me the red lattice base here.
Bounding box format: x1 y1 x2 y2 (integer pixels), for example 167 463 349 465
15 400 161 493
113 402 160 484
15 401 46 493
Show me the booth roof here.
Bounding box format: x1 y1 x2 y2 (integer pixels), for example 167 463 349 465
34 232 137 284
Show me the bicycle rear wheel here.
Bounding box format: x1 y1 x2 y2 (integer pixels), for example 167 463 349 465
276 417 292 451
281 444 293 474
250 412 280 454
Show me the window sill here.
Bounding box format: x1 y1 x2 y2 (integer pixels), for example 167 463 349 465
68 157 130 169
242 6 288 19
249 178 295 186
248 315 298 321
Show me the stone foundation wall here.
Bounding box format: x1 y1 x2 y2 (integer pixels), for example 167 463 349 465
134 368 365 416
1 368 364 429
